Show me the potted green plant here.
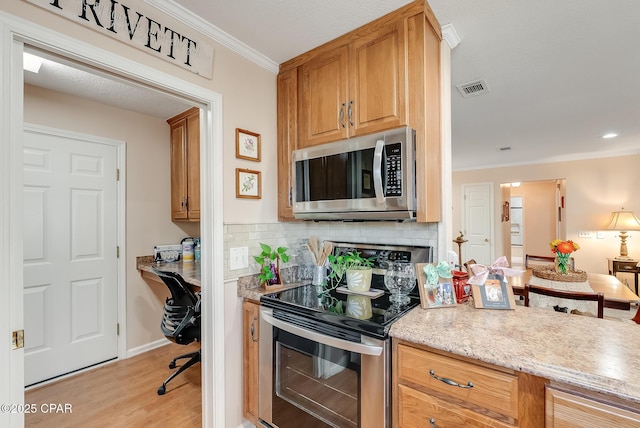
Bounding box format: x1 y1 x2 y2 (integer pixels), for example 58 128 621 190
253 243 290 290
328 251 374 292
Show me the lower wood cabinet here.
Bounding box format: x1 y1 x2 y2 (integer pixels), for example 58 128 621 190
546 385 640 427
242 300 260 425
393 340 546 428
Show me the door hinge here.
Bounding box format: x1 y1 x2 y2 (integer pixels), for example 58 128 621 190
117 323 120 335
12 330 24 350
117 246 120 258
116 168 120 181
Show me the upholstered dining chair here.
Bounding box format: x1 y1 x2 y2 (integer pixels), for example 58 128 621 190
524 284 604 318
153 269 201 395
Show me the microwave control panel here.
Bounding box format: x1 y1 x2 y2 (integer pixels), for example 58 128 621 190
385 142 402 197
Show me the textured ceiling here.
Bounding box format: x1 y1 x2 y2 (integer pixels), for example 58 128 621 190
24 0 640 171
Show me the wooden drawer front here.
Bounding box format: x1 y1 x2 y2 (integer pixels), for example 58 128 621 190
398 384 513 428
615 261 640 272
546 387 640 428
396 344 518 419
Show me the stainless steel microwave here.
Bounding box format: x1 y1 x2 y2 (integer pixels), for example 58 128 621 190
292 126 416 221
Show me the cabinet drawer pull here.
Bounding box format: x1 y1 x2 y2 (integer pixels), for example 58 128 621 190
429 369 474 388
429 418 438 428
339 103 346 128
250 316 259 342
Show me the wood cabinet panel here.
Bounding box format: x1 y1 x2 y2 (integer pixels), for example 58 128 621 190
398 384 513 428
168 107 200 222
396 343 519 420
546 387 640 428
299 45 348 147
242 300 260 424
349 19 406 135
277 68 299 222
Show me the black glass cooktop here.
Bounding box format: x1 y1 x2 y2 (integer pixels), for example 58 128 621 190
260 283 420 340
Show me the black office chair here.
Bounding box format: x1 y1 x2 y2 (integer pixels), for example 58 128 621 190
153 269 201 395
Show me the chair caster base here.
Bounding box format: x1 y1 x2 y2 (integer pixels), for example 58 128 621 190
157 386 166 396
169 361 176 369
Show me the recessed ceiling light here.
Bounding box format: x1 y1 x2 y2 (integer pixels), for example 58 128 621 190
23 52 44 73
602 133 618 139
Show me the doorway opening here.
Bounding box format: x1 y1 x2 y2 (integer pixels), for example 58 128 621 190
2 20 225 427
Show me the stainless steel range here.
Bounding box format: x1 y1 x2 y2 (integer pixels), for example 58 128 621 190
258 242 432 428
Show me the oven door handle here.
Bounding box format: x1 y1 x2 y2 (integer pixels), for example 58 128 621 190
261 310 383 356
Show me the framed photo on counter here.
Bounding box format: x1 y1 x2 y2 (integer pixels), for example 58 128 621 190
471 273 516 310
416 263 457 309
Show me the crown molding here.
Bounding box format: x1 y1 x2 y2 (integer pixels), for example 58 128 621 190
441 23 461 50
145 0 279 74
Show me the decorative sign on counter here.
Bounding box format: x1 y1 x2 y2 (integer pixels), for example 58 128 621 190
24 0 215 78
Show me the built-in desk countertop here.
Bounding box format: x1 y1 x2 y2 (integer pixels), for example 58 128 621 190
136 256 201 289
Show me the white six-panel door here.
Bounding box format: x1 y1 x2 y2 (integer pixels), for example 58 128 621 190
23 126 118 386
463 183 494 265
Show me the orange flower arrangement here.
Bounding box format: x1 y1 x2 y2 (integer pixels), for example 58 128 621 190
549 239 579 274
550 239 580 255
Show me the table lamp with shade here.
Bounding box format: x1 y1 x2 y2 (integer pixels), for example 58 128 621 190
605 207 640 259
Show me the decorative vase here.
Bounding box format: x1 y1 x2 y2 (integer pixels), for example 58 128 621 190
346 267 373 292
555 252 571 274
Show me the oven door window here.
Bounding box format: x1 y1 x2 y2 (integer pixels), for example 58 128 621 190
273 328 360 428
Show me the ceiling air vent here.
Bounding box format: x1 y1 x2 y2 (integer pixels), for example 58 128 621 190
456 78 490 98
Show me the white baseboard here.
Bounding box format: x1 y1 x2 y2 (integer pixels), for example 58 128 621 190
126 338 171 359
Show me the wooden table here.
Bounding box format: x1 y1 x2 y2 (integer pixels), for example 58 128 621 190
509 270 640 310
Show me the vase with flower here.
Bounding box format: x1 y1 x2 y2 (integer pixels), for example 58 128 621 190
549 239 579 274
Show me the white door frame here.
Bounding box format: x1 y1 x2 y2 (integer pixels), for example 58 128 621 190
0 12 225 428
23 123 126 373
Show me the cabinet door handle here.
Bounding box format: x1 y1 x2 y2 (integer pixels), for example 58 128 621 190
185 197 189 210
429 369 474 388
429 418 438 428
339 103 346 128
250 316 258 342
348 100 354 127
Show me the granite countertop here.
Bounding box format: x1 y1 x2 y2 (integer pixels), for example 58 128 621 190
237 270 305 303
136 256 201 287
390 303 640 404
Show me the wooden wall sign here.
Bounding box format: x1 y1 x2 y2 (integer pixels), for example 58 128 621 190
24 0 214 79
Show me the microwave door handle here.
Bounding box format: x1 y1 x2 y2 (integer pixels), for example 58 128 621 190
373 139 385 205
261 310 383 356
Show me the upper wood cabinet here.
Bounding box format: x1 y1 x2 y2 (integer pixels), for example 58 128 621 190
167 107 200 222
299 20 406 148
277 0 443 222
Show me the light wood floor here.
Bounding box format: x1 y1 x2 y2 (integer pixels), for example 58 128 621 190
25 342 201 428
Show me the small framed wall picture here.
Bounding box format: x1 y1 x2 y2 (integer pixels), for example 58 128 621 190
236 168 261 199
235 128 261 161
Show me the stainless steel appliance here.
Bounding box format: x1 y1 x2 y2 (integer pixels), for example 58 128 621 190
292 126 416 221
258 242 432 428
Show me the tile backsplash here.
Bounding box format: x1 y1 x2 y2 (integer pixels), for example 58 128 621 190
223 221 438 280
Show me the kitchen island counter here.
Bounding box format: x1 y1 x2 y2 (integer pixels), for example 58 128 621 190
390 302 640 405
